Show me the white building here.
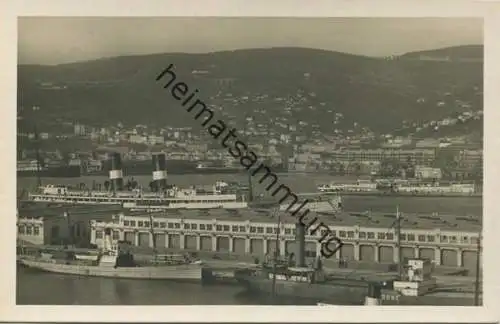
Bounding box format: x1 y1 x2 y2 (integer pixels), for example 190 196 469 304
148 135 165 145
89 208 481 271
17 205 122 247
129 134 148 144
415 166 442 179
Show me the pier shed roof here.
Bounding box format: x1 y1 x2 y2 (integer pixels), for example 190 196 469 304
117 207 482 233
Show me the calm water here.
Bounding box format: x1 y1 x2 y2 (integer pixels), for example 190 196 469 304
16 266 308 305
18 174 482 216
17 173 481 305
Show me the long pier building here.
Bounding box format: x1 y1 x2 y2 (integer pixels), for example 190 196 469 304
17 204 481 271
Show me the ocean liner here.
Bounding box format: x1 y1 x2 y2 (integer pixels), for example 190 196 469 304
27 153 248 210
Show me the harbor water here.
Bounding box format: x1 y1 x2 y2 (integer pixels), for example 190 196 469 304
16 266 312 305
16 173 482 305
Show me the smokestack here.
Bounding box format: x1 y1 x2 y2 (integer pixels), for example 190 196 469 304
364 283 382 306
103 227 112 251
248 173 253 202
152 153 168 191
109 152 124 191
296 221 306 267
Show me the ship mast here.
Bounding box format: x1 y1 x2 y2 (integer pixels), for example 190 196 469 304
271 206 280 300
248 172 253 202
31 106 42 188
474 234 481 306
148 208 157 256
64 210 72 247
395 205 402 279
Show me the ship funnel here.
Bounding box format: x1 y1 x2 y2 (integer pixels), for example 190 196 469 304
364 283 382 306
152 153 167 191
296 221 306 267
109 152 124 191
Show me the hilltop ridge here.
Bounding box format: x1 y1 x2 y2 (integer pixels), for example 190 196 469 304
18 45 483 135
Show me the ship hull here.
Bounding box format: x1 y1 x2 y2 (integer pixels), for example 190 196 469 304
28 195 248 209
237 277 477 306
20 259 203 281
236 276 367 305
317 190 481 198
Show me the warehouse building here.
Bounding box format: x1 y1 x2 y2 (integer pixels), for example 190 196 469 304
89 208 481 271
17 203 122 247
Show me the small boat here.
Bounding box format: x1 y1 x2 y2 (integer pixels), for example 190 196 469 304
19 228 204 281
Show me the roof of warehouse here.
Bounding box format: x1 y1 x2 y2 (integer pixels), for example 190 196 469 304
18 203 481 232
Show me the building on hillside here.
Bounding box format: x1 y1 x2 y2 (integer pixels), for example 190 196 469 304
324 149 436 166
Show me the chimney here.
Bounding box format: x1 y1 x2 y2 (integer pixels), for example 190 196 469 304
152 153 168 191
296 221 306 267
109 152 124 191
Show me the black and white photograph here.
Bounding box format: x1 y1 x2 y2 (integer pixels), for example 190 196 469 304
2 1 500 323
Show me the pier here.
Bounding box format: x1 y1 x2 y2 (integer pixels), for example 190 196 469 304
17 205 481 272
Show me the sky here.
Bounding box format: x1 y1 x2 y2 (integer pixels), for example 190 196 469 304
18 17 483 65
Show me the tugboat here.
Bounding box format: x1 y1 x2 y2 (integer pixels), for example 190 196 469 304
235 242 390 305
19 228 204 281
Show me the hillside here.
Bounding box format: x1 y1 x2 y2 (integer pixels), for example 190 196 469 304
17 46 483 134
400 45 483 61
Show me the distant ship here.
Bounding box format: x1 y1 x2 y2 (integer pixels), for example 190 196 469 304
194 161 245 174
194 161 288 175
19 229 204 281
317 179 478 197
83 159 289 176
85 158 199 176
17 160 81 178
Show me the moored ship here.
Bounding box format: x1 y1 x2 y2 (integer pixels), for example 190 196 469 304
317 179 378 193
19 228 204 281
317 179 479 197
17 160 81 178
27 153 248 210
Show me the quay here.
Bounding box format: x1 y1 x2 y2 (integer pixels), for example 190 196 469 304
17 203 481 272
